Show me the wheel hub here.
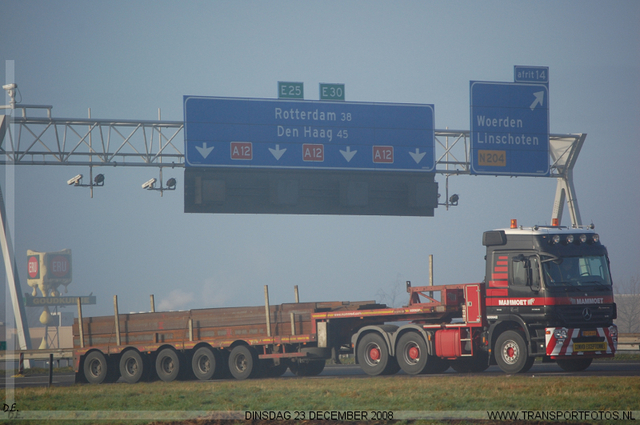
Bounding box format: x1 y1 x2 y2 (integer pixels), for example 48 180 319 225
198 356 210 373
235 354 248 372
125 358 137 375
89 360 101 377
408 346 420 360
369 347 380 361
503 341 519 364
161 357 175 373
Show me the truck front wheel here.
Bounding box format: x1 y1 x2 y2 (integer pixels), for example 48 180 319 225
495 330 533 374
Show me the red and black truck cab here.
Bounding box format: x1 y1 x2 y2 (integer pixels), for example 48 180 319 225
482 221 617 371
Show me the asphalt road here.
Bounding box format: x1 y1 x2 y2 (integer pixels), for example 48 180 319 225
3 360 639 389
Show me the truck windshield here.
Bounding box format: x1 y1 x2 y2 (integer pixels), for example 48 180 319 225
542 255 611 288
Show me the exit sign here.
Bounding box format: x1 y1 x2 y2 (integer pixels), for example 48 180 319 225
278 82 304 99
320 83 345 101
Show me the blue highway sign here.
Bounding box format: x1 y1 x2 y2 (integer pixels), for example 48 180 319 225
470 81 549 176
184 96 435 172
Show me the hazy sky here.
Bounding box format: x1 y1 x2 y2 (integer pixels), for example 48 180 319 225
1 1 639 325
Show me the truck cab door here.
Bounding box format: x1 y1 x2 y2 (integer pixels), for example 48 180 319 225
509 253 542 315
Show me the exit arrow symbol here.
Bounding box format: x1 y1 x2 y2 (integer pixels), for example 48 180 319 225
339 146 357 162
195 142 214 159
530 91 545 111
409 148 426 164
269 144 287 160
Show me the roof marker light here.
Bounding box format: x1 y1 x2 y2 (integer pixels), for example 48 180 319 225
550 235 560 245
510 219 518 229
565 235 574 245
579 234 587 244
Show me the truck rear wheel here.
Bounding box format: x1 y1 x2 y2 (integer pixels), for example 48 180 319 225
192 347 219 380
156 348 181 382
495 330 532 374
228 345 259 380
357 333 392 376
557 358 592 372
120 350 146 383
395 332 429 375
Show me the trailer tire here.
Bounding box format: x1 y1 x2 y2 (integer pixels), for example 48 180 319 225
228 345 259 380
120 350 146 384
83 351 111 384
357 333 392 376
155 348 181 382
557 357 592 372
192 347 218 381
395 332 429 375
495 330 530 374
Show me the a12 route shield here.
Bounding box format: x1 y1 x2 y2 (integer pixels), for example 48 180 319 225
184 96 435 172
470 82 549 176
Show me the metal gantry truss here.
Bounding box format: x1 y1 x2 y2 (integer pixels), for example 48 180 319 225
0 110 184 168
1 105 585 224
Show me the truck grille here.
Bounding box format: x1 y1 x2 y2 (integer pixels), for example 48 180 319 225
555 305 614 326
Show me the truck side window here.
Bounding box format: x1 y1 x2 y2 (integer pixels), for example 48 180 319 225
530 257 540 289
512 256 527 286
511 255 540 288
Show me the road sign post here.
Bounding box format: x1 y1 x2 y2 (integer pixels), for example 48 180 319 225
470 81 549 176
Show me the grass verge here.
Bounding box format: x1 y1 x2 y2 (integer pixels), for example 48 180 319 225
4 374 639 424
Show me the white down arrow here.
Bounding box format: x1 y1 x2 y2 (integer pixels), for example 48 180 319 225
339 146 357 162
409 148 426 164
269 144 287 160
195 143 214 159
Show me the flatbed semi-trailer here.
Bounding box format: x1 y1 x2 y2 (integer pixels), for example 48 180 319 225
73 221 618 384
